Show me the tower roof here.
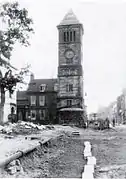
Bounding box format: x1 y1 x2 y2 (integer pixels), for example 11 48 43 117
59 9 80 26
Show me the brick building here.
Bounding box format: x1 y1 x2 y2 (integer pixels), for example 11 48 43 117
17 74 58 124
17 10 85 125
57 10 84 125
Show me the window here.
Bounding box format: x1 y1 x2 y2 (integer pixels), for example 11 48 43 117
64 32 66 42
63 31 76 42
66 84 73 92
30 96 36 106
73 31 76 41
54 83 58 91
70 31 72 41
63 31 72 42
39 95 45 106
66 58 73 64
66 31 69 42
25 111 28 119
40 84 46 92
30 110 36 120
39 110 45 120
67 99 72 107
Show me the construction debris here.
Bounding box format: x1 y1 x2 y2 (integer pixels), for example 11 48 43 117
0 121 49 135
5 159 23 175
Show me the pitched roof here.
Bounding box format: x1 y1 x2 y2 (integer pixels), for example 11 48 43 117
59 9 80 26
17 91 28 100
27 78 58 92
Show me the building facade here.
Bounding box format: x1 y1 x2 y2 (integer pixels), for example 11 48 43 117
17 10 85 125
117 90 126 124
57 10 84 125
17 75 58 124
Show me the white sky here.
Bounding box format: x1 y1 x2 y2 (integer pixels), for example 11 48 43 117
2 0 126 114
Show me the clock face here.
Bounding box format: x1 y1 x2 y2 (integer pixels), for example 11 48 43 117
65 49 74 59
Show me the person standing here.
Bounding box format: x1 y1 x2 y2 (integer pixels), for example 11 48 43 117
112 118 115 127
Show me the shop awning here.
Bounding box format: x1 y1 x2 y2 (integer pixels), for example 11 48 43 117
59 108 84 112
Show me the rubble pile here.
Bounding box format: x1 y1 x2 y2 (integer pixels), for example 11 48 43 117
5 159 24 175
0 121 47 135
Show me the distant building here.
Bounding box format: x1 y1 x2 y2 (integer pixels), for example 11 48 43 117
117 90 126 124
17 10 85 125
89 113 98 121
96 101 117 124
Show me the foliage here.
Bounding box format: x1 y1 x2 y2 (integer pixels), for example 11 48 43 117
0 65 30 97
0 2 34 97
0 1 34 60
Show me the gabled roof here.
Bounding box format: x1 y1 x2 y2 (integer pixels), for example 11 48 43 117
59 9 80 26
27 78 58 92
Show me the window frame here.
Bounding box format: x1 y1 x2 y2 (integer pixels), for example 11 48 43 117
66 84 73 92
30 95 36 106
40 84 46 92
39 95 45 106
73 31 76 41
39 109 45 120
67 99 72 107
30 110 36 120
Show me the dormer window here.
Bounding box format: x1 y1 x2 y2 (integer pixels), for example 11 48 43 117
40 84 46 92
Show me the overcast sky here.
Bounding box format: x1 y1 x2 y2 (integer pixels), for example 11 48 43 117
2 0 126 114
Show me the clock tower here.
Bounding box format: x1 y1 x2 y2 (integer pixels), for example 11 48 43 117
57 10 84 125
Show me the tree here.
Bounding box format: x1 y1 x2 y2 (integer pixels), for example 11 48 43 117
0 2 34 124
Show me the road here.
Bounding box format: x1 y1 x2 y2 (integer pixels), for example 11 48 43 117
1 124 126 178
53 125 126 179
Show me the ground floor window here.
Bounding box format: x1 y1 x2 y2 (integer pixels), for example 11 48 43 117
39 109 45 120
30 110 36 120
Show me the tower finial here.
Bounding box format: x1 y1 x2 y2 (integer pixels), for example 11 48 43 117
59 9 80 26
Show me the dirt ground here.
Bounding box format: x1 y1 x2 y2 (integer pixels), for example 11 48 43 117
53 125 126 179
83 126 126 179
19 133 85 178
1 125 126 178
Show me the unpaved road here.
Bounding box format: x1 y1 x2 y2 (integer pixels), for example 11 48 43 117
0 131 85 178
20 134 85 178
87 125 126 179
1 125 126 178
